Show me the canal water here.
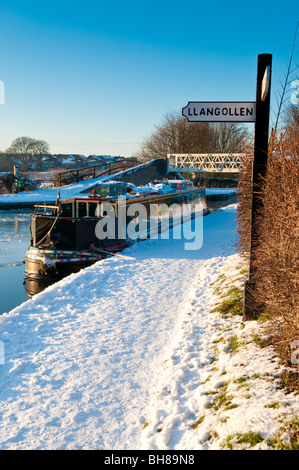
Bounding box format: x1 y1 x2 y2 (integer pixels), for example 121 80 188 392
0 192 237 315
0 211 31 314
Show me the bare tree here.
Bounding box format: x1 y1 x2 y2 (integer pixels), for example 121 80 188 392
135 112 218 162
34 139 51 154
6 136 50 169
6 136 50 155
214 122 250 152
274 21 298 131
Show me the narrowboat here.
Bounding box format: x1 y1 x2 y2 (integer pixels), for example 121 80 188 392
24 180 207 295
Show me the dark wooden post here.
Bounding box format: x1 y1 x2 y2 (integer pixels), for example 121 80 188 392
243 53 272 320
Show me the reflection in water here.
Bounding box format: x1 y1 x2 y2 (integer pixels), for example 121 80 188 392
0 264 28 314
0 211 31 313
23 276 61 298
205 193 237 212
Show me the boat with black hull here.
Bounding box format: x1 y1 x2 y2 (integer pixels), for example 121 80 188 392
24 180 207 296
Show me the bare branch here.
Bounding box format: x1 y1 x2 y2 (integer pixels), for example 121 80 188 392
274 21 299 130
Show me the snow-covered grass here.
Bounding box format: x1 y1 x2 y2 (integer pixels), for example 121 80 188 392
0 205 298 450
140 254 299 450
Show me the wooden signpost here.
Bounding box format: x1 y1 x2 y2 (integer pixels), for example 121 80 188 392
182 53 272 320
243 53 272 320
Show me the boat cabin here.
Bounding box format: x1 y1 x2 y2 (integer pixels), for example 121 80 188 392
34 197 106 219
60 198 102 218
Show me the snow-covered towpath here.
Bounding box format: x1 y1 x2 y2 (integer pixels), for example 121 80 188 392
0 206 235 449
0 206 298 450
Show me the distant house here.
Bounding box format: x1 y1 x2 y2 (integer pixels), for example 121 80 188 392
60 155 76 166
103 155 125 162
50 154 70 167
73 154 87 165
86 155 104 163
0 153 127 172
58 154 88 166
40 155 58 169
87 155 124 163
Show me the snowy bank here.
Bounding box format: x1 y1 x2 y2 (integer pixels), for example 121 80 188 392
0 178 102 205
0 205 297 450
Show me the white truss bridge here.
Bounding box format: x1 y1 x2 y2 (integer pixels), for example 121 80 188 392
167 153 243 173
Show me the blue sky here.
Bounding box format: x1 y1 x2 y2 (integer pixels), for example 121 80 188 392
0 0 298 157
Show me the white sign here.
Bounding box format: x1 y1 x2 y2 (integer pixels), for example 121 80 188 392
182 102 256 122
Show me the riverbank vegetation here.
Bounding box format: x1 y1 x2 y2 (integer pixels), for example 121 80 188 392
237 126 299 392
237 25 298 392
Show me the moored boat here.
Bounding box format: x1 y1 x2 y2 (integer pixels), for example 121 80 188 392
24 180 207 292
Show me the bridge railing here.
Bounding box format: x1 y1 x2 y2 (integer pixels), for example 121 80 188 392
167 153 243 173
55 158 140 186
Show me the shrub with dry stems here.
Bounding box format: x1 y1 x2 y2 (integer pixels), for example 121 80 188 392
254 132 298 364
237 130 299 379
